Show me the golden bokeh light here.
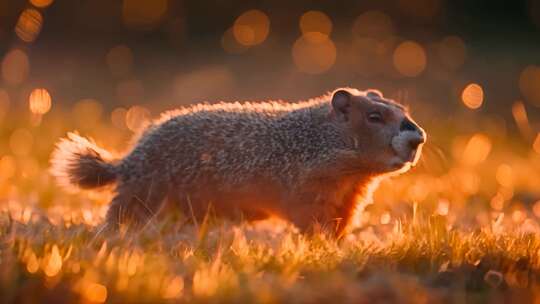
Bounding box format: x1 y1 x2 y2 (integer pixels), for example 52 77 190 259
380 212 391 224
10 129 34 156
83 283 108 303
122 0 168 30
436 200 450 216
437 36 466 70
2 49 30 86
26 252 39 273
73 99 103 129
162 276 184 299
29 88 52 115
352 11 393 40
299 11 332 39
15 8 43 43
393 41 426 77
44 245 62 277
461 83 484 109
519 65 540 106
221 27 249 54
512 209 526 223
533 201 540 218
533 133 540 154
233 10 270 46
0 155 16 181
30 0 54 8
126 105 151 132
106 45 133 77
512 101 532 139
461 133 492 166
490 193 504 211
496 164 514 188
111 107 128 129
292 33 336 74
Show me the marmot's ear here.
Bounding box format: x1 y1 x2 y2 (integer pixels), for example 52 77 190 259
366 89 383 99
331 89 352 121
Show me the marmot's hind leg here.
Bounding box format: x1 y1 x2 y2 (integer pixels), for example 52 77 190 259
104 178 169 234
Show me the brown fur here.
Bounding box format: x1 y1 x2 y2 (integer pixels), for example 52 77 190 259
50 88 426 237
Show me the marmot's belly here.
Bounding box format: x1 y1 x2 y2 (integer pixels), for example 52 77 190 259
169 178 286 220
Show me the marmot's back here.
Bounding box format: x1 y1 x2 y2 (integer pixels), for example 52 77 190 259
120 98 336 187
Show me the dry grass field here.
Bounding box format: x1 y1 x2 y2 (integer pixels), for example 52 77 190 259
1 105 540 303
3 1 540 303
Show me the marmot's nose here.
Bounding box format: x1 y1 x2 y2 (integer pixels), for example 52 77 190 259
408 135 424 150
400 118 419 132
400 118 426 149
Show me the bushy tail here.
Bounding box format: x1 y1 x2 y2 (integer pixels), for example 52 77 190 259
49 132 118 191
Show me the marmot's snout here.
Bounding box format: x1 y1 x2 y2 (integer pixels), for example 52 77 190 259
392 118 426 166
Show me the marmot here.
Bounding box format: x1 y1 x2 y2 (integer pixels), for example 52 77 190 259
50 88 426 237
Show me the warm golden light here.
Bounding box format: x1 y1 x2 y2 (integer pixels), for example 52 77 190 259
292 33 336 74
30 0 54 8
490 193 504 211
106 45 133 77
393 41 427 77
533 201 540 218
533 133 540 154
461 83 484 109
352 11 393 40
10 129 34 156
0 155 16 181
380 212 391 224
122 0 168 30
111 107 128 129
519 65 540 106
83 283 108 303
461 133 492 166
436 200 449 216
2 49 30 86
512 101 532 139
299 11 332 39
495 164 514 188
44 245 62 277
233 10 270 47
26 252 39 273
29 88 52 115
15 8 43 43
126 105 151 131
437 36 466 70
73 99 103 129
162 276 184 299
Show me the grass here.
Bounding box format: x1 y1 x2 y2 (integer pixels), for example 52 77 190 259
2 203 540 303
2 105 540 303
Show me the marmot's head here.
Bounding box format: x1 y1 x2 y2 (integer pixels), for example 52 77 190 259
330 88 426 175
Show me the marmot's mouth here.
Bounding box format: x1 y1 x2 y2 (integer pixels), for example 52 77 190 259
404 148 419 164
390 131 425 167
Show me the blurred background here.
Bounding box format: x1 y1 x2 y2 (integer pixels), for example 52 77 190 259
1 0 540 231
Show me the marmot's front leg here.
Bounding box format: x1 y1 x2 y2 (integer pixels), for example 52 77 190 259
284 190 356 238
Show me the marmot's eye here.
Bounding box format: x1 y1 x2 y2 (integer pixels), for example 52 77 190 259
367 112 384 123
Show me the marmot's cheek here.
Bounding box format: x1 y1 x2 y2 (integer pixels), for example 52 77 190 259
391 130 422 162
391 133 409 159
